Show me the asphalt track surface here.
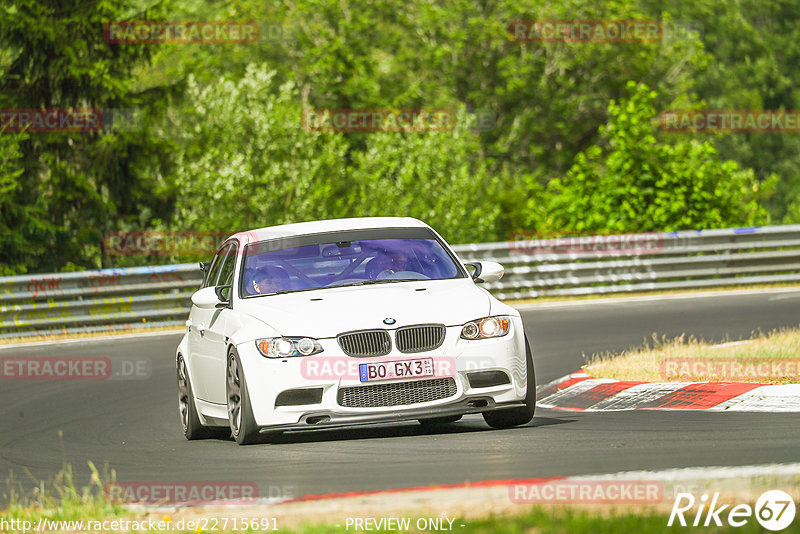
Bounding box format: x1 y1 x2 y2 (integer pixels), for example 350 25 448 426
1 289 799 499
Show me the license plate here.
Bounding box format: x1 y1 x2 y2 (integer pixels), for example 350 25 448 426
359 358 434 382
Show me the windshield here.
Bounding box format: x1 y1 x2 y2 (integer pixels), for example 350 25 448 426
240 229 465 297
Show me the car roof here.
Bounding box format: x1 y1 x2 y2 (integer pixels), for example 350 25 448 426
229 217 430 245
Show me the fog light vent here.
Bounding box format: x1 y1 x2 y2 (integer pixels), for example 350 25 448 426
275 387 323 407
467 370 510 388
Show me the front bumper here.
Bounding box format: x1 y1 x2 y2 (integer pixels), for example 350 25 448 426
234 318 529 429
258 398 527 434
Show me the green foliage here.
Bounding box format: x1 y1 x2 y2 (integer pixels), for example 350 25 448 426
0 130 33 275
167 65 502 243
169 66 350 231
639 0 800 222
347 113 503 244
2 460 124 524
538 82 769 232
0 0 176 273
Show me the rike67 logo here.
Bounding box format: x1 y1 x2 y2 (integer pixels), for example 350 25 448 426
669 490 796 531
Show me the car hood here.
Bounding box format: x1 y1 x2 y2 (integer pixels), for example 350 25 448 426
235 279 492 338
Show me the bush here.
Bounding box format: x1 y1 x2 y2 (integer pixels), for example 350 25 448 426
534 82 769 233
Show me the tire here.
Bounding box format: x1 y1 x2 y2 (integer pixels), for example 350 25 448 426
418 415 462 426
482 336 536 429
226 348 261 445
177 355 218 440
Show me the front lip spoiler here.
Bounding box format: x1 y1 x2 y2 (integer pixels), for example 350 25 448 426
257 398 526 434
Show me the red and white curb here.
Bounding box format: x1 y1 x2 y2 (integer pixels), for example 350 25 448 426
536 371 800 412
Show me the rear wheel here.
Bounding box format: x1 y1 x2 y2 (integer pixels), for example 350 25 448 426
418 415 462 426
483 336 535 429
177 355 220 440
226 349 261 445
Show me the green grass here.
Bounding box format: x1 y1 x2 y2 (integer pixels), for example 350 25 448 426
4 463 798 533
6 504 794 534
1 461 126 527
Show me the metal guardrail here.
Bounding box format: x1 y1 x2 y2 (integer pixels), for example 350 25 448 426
2 225 800 338
0 264 202 338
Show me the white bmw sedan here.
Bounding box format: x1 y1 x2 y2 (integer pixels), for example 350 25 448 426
176 217 535 444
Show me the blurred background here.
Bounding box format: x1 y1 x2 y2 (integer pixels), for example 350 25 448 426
1 0 797 275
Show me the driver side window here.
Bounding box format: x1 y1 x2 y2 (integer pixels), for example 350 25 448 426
218 243 238 287
203 244 231 288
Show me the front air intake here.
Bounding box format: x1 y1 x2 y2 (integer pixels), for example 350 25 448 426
337 330 391 357
275 387 323 407
467 370 511 388
396 324 446 353
337 378 457 408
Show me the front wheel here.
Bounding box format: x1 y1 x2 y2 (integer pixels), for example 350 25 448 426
226 349 261 445
483 336 535 429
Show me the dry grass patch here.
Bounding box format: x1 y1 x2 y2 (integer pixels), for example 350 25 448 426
585 327 800 384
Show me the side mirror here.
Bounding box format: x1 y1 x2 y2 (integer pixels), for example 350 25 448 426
191 286 225 309
466 261 504 284
215 285 231 304
464 262 482 279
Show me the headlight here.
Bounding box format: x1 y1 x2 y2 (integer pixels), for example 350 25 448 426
255 337 323 358
460 316 511 339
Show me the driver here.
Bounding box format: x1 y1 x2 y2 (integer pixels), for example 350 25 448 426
370 252 409 277
250 266 290 294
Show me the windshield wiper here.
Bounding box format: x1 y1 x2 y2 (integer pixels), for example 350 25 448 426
260 287 320 296
334 278 420 288
258 279 421 295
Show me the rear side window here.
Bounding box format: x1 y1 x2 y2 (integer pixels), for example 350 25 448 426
203 244 231 288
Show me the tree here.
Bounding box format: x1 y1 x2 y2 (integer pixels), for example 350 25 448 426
150 0 709 239
347 111 503 244
0 0 173 273
0 130 36 275
535 82 768 232
166 64 502 244
169 66 351 231
639 0 800 222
